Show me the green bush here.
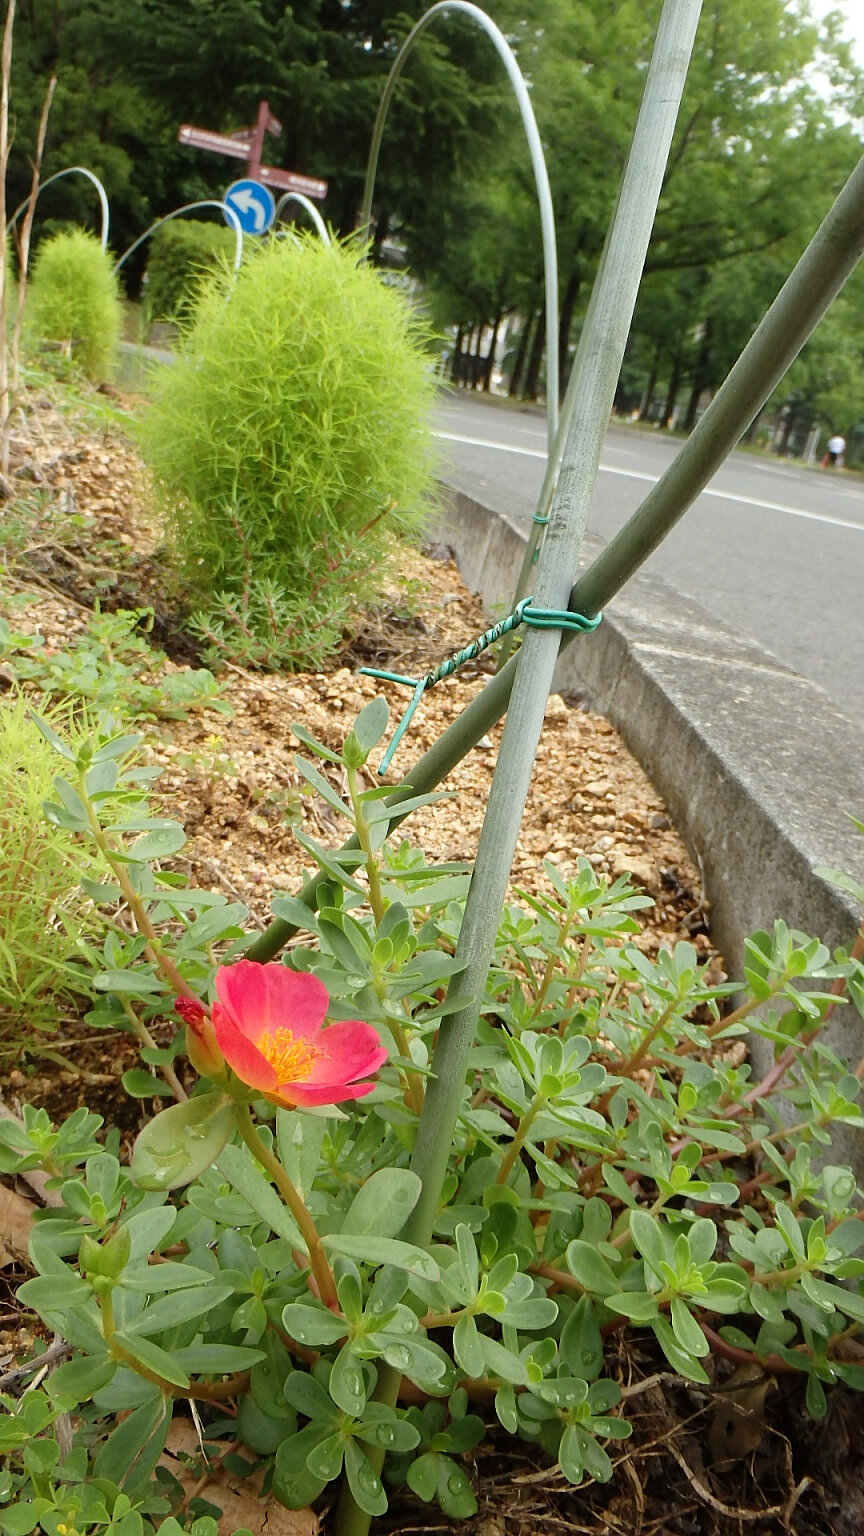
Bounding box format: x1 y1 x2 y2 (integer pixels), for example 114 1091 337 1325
143 218 238 324
28 228 122 380
138 234 439 670
0 697 100 1038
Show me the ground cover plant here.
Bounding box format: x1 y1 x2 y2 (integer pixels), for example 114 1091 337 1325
0 605 231 725
138 234 439 673
2 696 863 1536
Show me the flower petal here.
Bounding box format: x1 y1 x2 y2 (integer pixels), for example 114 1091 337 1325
211 1002 278 1093
301 1020 389 1087
214 960 329 1044
276 1079 378 1108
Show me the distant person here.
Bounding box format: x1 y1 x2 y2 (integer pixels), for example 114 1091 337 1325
822 433 846 468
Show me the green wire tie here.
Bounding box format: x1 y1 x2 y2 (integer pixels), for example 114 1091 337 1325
361 596 602 775
531 509 550 562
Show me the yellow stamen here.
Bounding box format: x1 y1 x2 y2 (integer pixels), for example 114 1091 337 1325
258 1027 320 1083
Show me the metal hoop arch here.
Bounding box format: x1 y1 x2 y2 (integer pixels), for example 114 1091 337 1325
8 166 110 251
361 0 559 450
112 201 244 276
274 192 331 244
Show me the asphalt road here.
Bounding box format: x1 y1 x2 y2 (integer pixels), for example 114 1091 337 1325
433 392 864 726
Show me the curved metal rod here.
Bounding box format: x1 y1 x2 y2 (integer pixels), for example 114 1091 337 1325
112 201 244 276
274 191 331 243
361 0 559 452
8 166 110 251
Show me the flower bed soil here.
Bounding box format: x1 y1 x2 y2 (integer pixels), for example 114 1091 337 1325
2 408 862 1536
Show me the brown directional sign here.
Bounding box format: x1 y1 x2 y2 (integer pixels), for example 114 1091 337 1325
257 165 328 199
178 125 248 160
178 100 326 201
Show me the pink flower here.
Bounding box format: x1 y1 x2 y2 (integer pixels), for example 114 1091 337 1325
210 959 388 1108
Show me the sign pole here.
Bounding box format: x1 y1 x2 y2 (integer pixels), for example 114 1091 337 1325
246 100 269 183
177 100 328 203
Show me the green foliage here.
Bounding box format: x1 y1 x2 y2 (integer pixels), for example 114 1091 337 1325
143 219 238 325
8 701 864 1526
0 606 231 724
137 234 438 670
28 230 122 381
0 698 101 1037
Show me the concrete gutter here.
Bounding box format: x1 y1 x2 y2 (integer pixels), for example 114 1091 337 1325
430 481 864 1134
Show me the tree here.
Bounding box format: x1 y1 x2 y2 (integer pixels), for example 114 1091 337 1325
8 0 510 266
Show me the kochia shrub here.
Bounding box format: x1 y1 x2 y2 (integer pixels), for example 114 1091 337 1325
138 234 438 670
143 218 238 324
28 229 122 380
0 697 98 1037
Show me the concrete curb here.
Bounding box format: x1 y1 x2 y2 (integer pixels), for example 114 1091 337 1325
431 481 864 1124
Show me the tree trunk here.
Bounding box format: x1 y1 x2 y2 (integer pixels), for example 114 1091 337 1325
459 326 476 389
661 349 683 428
508 314 533 397
638 348 660 420
471 324 485 389
777 410 795 456
450 327 465 384
371 211 389 261
558 272 580 400
522 307 546 401
683 319 713 432
482 310 502 392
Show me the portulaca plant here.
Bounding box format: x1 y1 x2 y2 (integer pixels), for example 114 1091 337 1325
2 701 864 1536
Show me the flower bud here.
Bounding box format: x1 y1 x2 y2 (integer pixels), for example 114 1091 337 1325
79 1223 131 1280
175 995 226 1079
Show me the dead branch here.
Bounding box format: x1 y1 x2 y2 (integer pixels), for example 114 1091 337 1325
11 72 57 392
0 0 17 479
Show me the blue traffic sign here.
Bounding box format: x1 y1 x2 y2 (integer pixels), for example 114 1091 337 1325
223 179 275 235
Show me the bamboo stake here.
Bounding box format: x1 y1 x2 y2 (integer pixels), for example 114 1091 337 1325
331 3 704 1533
401 0 703 1267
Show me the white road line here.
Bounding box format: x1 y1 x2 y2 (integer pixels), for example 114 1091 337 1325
436 430 546 459
434 430 864 534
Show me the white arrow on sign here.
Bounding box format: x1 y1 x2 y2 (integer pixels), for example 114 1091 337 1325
231 187 268 232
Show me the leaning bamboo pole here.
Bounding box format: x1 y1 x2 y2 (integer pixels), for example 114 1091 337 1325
247 142 864 967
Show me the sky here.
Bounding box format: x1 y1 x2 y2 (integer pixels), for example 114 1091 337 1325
805 0 864 67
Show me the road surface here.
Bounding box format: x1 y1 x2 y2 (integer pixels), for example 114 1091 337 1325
433 392 864 725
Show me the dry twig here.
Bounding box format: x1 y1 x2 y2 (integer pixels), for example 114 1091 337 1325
667 1438 792 1523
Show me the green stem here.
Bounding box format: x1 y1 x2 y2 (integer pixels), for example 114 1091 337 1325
751 1259 806 1289
118 994 188 1103
419 1306 467 1329
78 768 196 1001
615 997 679 1079
525 910 574 1024
497 1096 544 1184
331 1362 401 1535
386 1012 425 1116
347 765 386 925
233 1102 338 1310
97 1277 248 1400
354 774 424 1113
